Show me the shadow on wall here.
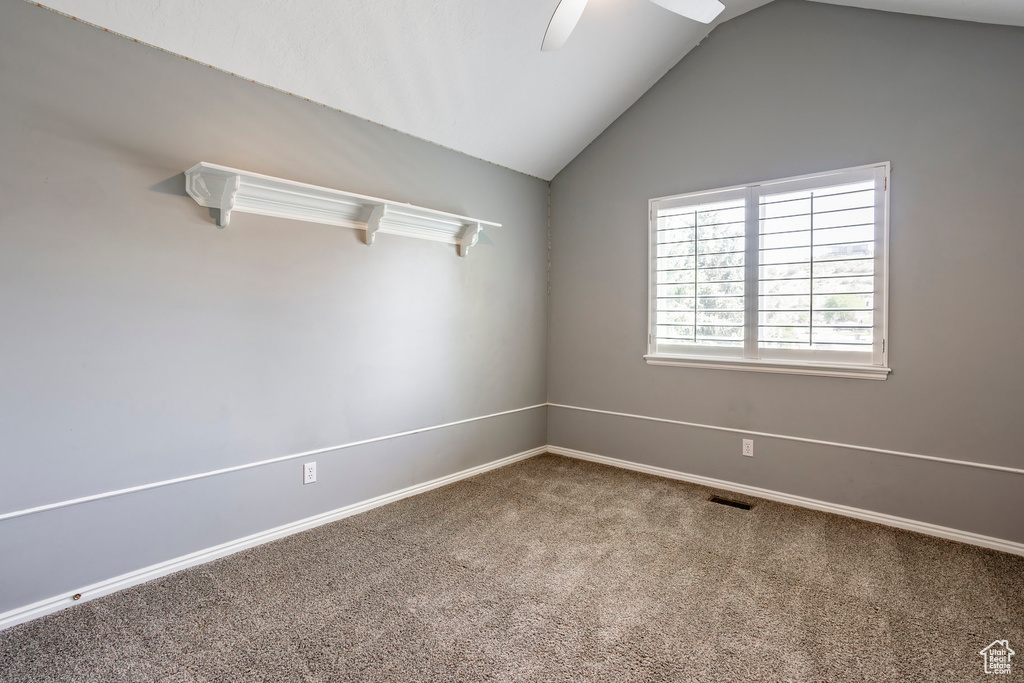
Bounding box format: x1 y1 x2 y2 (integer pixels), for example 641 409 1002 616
149 173 188 197
151 173 222 224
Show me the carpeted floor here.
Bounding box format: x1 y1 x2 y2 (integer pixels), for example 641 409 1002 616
1 454 1022 682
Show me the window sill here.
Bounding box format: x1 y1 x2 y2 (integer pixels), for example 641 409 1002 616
644 354 891 380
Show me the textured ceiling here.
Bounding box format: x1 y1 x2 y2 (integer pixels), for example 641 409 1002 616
32 0 1024 179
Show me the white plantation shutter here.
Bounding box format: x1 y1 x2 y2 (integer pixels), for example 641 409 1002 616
652 189 747 358
648 163 889 376
755 166 887 365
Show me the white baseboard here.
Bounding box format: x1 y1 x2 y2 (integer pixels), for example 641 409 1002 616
547 445 1024 557
5 442 1019 632
0 445 547 632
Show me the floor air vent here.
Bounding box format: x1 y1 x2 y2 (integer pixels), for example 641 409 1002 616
708 495 753 510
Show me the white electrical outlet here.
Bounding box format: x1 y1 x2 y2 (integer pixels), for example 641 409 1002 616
742 439 754 457
303 462 317 485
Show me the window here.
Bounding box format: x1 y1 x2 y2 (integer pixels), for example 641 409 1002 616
647 163 890 379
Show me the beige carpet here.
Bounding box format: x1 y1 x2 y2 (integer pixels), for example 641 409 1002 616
1 454 1022 682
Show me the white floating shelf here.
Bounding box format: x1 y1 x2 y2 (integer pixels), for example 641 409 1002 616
184 162 500 256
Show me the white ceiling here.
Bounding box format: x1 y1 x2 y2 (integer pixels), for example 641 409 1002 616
34 0 1024 180
33 0 770 179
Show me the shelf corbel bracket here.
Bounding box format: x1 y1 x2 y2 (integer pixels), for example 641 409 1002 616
217 175 241 228
365 204 386 246
458 222 483 257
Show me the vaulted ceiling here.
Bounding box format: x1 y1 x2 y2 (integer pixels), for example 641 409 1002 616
34 0 1024 179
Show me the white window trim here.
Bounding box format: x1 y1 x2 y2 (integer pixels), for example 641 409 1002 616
645 162 891 380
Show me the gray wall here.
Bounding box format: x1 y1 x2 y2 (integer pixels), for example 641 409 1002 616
548 0 1024 542
0 1 548 614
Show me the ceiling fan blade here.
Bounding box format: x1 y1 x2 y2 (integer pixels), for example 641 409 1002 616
647 0 725 24
541 0 589 51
